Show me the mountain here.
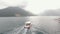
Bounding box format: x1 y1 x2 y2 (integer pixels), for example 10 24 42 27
0 7 35 17
41 9 60 16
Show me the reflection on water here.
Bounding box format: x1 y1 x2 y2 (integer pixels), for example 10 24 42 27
0 17 59 34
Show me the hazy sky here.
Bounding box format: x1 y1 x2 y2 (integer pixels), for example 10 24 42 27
25 0 60 15
0 0 27 9
0 0 60 15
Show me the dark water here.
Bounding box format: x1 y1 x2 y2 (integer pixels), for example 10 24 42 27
0 17 59 34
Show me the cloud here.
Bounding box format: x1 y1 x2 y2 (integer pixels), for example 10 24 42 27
0 0 26 9
24 0 60 15
41 9 60 16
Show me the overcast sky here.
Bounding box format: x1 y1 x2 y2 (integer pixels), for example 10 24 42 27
0 0 60 15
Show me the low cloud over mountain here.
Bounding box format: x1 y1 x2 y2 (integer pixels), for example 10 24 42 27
41 9 60 16
0 7 35 17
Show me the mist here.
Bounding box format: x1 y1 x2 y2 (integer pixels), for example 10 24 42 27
0 7 35 17
41 9 60 16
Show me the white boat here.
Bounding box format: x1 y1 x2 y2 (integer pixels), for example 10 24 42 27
24 21 31 30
